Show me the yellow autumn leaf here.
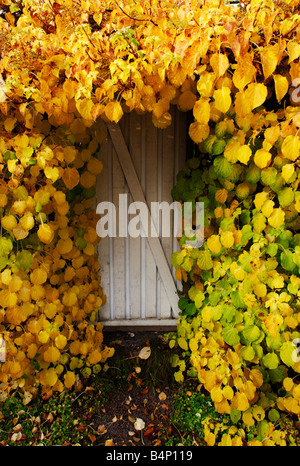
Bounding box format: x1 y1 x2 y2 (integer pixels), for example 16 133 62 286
14 133 29 149
264 125 280 145
237 144 252 165
254 149 272 169
87 157 103 175
57 238 73 255
283 377 294 392
254 191 269 210
287 41 300 63
41 368 58 387
152 111 172 129
104 101 123 123
64 371 76 388
283 397 300 415
76 98 93 120
43 346 61 363
37 223 55 244
55 334 67 350
207 235 222 254
4 117 17 133
264 313 283 338
246 83 268 111
224 140 240 163
213 87 231 113
268 208 285 229
193 98 210 124
210 53 229 77
188 121 210 143
215 188 228 204
261 47 278 80
231 392 249 411
44 166 60 183
62 291 78 307
88 349 102 364
261 199 274 218
253 283 267 298
12 225 28 241
274 75 289 102
220 231 234 248
222 385 234 400
282 164 295 182
177 90 197 111
30 268 48 285
62 167 80 190
243 412 255 427
281 135 300 161
211 385 224 403
38 330 50 344
232 53 256 91
80 171 96 189
0 289 18 307
1 214 17 231
152 98 170 119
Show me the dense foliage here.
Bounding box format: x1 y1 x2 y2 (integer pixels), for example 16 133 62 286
0 0 300 445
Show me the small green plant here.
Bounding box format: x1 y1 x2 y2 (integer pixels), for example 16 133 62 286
166 382 232 445
0 382 103 446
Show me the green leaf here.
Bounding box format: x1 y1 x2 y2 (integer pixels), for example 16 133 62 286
174 370 184 383
0 257 8 271
212 138 226 155
262 352 279 369
269 367 284 383
240 345 255 361
211 305 223 321
0 237 13 256
266 334 282 351
280 250 296 272
15 250 33 271
261 167 278 186
278 187 295 207
268 409 280 422
208 290 222 306
230 408 241 424
241 325 261 344
230 290 246 309
185 302 197 316
197 250 213 270
267 243 278 257
280 342 295 367
171 251 185 268
223 327 240 346
213 156 233 178
178 296 189 311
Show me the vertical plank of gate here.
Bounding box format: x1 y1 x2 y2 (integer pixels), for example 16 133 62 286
127 111 142 320
96 132 111 321
160 107 175 319
119 116 131 319
145 112 158 319
112 142 126 320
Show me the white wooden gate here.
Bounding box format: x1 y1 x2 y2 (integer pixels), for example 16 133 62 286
95 107 186 329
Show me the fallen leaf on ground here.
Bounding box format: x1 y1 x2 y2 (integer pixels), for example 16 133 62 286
138 347 151 360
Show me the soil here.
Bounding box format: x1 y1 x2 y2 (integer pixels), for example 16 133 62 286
93 331 176 446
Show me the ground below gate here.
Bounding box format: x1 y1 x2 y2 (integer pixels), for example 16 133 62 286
97 331 175 446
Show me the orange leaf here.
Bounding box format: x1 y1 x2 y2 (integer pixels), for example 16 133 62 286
63 167 80 190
